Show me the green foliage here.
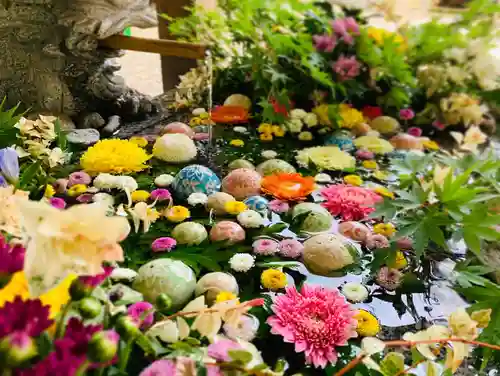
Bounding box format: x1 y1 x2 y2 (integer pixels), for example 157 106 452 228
0 98 24 149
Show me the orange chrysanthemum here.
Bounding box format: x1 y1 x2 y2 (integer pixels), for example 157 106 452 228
211 105 249 124
261 173 315 201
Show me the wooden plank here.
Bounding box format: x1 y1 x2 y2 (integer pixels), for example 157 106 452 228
100 35 207 60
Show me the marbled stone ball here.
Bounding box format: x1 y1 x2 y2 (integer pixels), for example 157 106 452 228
171 222 208 245
228 159 255 171
370 116 401 135
172 165 221 200
195 272 239 303
206 192 235 215
162 122 195 139
256 159 296 177
209 221 246 244
292 203 333 233
303 234 355 276
389 133 424 150
243 196 269 214
153 133 197 163
222 168 262 200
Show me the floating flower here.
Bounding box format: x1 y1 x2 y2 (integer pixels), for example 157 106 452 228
341 282 369 303
80 139 150 175
139 360 177 376
252 239 279 256
261 173 315 201
355 310 380 337
298 131 313 141
128 302 154 330
0 238 24 279
338 221 370 243
237 210 264 228
78 266 113 288
149 188 171 202
344 174 363 186
258 123 273 134
287 118 303 133
224 201 247 215
432 120 446 130
187 192 208 206
355 149 375 160
267 284 358 368
362 160 378 170
339 105 365 129
450 126 487 153
224 314 259 342
373 223 396 237
154 174 175 187
440 92 485 127
151 237 177 253
260 133 273 142
312 104 333 127
211 105 249 124
215 291 239 304
332 55 362 81
278 239 304 258
313 33 337 52
165 205 191 223
407 127 423 137
44 185 55 198
229 253 255 272
389 251 408 270
67 184 87 197
261 269 287 290
423 140 439 151
129 136 148 147
373 186 394 199
362 106 383 120
331 17 359 45
315 173 333 183
272 125 286 137
376 267 403 290
354 136 394 154
131 190 150 202
304 113 319 127
153 134 197 164
296 146 355 171
320 184 382 221
261 150 278 159
68 171 91 187
0 186 29 240
365 234 389 250
230 139 245 147
399 108 415 121
268 199 290 213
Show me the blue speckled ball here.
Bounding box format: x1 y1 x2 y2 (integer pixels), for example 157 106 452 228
324 132 355 152
172 165 221 200
244 195 269 214
387 150 408 159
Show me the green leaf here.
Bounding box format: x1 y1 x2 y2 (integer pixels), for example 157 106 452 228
463 228 481 255
228 349 253 365
17 160 42 189
380 352 405 376
54 118 67 151
424 222 446 247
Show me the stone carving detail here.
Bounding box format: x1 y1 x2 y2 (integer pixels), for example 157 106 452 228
0 0 159 129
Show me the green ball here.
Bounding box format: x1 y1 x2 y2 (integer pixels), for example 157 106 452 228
256 159 296 176
228 159 255 171
370 116 400 135
171 222 208 245
79 297 102 319
292 203 333 233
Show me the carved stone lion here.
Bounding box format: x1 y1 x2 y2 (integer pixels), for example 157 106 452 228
0 0 159 129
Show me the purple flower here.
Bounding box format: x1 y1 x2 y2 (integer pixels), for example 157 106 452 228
0 235 25 275
207 365 224 376
331 17 359 45
0 147 19 184
432 120 446 130
57 317 102 357
0 175 6 187
49 197 67 209
207 339 242 362
355 149 375 160
127 302 154 330
407 127 422 137
268 199 290 214
0 297 53 338
252 239 280 256
151 237 176 253
78 266 114 288
150 188 171 202
278 239 304 258
399 109 415 121
313 34 337 52
139 359 177 376
53 179 69 194
68 171 91 187
332 55 361 81
17 342 84 376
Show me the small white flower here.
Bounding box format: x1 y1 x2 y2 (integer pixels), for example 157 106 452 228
261 150 278 159
114 176 139 192
314 173 332 183
94 173 137 192
229 253 255 272
155 174 175 187
92 192 114 206
304 113 319 127
223 314 259 341
192 108 207 116
110 267 138 282
341 282 369 303
290 108 308 120
287 118 303 133
187 192 208 206
237 210 264 228
233 126 248 134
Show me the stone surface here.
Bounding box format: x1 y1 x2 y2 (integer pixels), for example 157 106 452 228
102 115 121 134
67 128 100 145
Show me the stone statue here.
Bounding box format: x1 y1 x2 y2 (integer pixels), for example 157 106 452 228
0 0 159 130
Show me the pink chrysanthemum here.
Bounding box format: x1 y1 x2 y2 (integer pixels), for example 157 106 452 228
0 297 53 338
0 235 25 275
332 55 361 81
278 239 304 259
252 239 279 256
267 284 358 368
127 302 154 330
139 359 177 376
207 339 242 362
320 184 382 221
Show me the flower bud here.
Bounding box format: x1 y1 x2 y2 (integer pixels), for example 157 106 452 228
115 315 141 341
155 293 173 313
88 330 120 363
79 297 102 319
0 332 37 367
69 278 92 301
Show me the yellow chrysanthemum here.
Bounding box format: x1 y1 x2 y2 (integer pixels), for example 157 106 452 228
355 309 380 337
362 160 378 170
373 223 396 237
312 104 332 126
131 190 150 202
230 139 245 147
389 251 408 270
374 186 394 199
215 291 239 303
190 117 202 127
0 272 75 318
296 146 356 171
354 136 395 154
423 140 439 151
260 133 273 141
67 184 87 197
258 123 273 133
261 269 287 290
224 201 247 215
272 125 286 137
367 27 406 51
129 136 149 147
165 205 191 223
339 105 365 129
80 139 151 175
44 185 55 198
344 175 363 186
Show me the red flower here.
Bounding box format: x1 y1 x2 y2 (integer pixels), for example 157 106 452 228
0 297 53 338
361 106 383 120
78 266 114 288
270 97 294 117
211 106 249 124
0 235 25 275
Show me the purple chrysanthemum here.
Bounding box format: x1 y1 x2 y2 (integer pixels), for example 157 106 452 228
0 235 25 275
0 297 53 338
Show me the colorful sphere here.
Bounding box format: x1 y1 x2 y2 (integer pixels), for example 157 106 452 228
195 272 239 304
172 165 221 200
162 122 195 139
389 133 424 150
171 222 208 245
222 168 262 200
228 159 255 171
153 133 197 163
292 203 333 233
370 116 401 135
243 196 269 214
133 259 196 307
206 192 235 215
224 94 252 110
256 159 296 176
209 221 246 244
303 234 356 275
324 131 355 152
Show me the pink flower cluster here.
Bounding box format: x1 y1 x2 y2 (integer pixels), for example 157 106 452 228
151 237 177 252
267 284 358 368
399 108 415 121
320 184 382 221
313 17 360 52
332 55 361 81
0 235 25 275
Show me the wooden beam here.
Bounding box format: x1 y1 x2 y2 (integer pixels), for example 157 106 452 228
100 35 207 60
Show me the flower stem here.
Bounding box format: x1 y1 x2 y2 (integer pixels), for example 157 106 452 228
75 360 90 376
119 340 134 372
334 354 365 376
55 302 71 338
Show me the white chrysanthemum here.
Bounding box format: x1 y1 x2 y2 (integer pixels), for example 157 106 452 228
187 192 208 206
261 150 278 159
314 173 333 183
229 253 255 272
233 126 248 134
290 108 308 120
93 173 138 192
237 210 264 228
192 107 207 116
287 118 303 133
114 176 139 192
153 134 197 163
341 282 369 303
304 113 319 127
155 174 175 187
223 314 259 342
92 192 115 206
